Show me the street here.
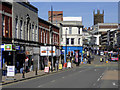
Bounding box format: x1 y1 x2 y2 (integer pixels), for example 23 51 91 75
2 55 119 88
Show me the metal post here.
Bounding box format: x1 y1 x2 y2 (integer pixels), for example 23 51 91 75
65 28 67 63
51 6 53 72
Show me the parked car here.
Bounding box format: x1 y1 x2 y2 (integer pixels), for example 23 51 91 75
110 53 118 61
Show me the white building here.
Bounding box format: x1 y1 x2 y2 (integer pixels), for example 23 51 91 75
60 17 83 47
91 23 118 46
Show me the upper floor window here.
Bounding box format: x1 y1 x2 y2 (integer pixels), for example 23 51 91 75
35 26 37 42
78 28 80 34
6 17 10 37
69 27 72 34
46 31 47 44
20 20 23 39
2 15 5 37
71 38 74 45
32 25 34 41
78 38 80 45
41 28 42 43
15 18 18 38
66 38 69 45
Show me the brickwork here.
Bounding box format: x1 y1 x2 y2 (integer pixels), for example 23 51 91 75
48 11 63 22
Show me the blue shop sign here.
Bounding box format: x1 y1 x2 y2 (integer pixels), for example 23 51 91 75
16 46 20 50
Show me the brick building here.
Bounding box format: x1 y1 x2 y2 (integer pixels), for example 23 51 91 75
0 2 12 43
0 2 13 71
48 11 63 24
38 17 60 70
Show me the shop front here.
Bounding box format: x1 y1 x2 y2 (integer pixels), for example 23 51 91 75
15 45 26 73
62 46 83 65
40 46 56 70
25 46 33 72
1 44 16 75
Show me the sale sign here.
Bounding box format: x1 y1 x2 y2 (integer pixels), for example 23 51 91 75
44 67 49 73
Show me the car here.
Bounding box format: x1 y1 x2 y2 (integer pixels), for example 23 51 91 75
111 54 118 61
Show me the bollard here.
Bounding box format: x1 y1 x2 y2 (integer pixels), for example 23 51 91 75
22 70 25 78
35 68 37 75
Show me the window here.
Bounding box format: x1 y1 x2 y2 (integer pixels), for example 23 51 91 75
46 31 47 43
66 38 69 45
20 20 23 39
32 25 34 41
78 28 80 34
78 38 80 44
69 27 72 34
2 15 5 37
71 38 74 45
15 18 18 38
24 22 25 40
41 28 42 43
7 17 9 37
43 30 45 43
35 26 37 41
29 23 31 40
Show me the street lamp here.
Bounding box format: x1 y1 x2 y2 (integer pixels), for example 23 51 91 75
65 28 68 63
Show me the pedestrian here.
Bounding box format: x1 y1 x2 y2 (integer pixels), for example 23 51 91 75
55 60 59 71
48 61 51 72
2 62 7 76
88 56 91 64
30 59 34 71
25 57 29 73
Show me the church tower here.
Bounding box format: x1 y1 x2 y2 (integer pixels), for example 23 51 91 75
93 9 104 25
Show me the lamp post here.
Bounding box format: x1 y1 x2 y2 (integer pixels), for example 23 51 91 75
65 28 68 63
50 6 54 72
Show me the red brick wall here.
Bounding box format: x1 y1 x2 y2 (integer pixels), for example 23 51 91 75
38 18 59 46
48 11 63 22
0 2 12 38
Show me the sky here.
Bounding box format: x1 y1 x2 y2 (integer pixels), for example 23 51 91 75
30 2 118 28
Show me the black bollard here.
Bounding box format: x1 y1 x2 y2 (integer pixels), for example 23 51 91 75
35 68 37 75
22 70 25 78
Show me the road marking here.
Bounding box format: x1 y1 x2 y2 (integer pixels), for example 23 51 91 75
112 82 118 86
97 78 100 81
51 80 55 82
62 77 65 79
94 69 97 71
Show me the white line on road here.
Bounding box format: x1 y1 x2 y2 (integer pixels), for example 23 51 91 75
62 77 65 79
112 82 118 86
51 80 55 82
97 78 100 81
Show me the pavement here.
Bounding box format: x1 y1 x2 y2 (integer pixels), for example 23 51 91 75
1 61 78 85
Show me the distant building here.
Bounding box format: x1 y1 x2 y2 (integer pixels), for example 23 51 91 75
48 11 63 24
100 30 119 51
93 9 104 25
92 23 118 35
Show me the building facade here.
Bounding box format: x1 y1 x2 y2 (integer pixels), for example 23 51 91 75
0 2 13 71
93 9 104 25
100 30 119 51
60 17 83 63
91 23 118 50
38 17 60 70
